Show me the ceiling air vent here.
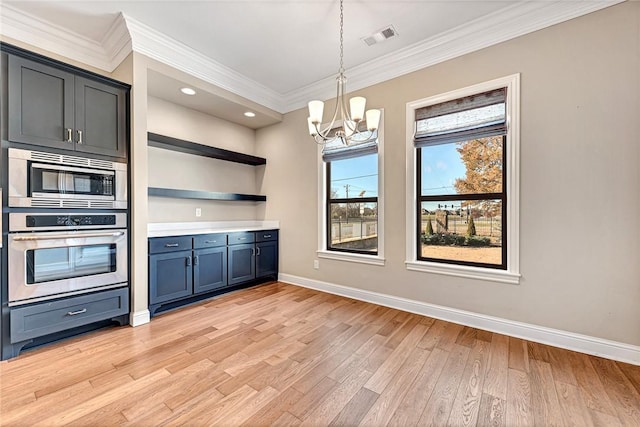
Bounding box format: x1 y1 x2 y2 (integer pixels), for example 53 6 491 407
362 25 398 46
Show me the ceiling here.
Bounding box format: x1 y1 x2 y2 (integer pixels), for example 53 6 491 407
1 0 623 128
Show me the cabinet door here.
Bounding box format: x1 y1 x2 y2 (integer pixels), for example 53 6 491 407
74 77 127 158
228 243 255 286
256 241 278 279
149 251 193 305
194 247 227 294
8 55 75 149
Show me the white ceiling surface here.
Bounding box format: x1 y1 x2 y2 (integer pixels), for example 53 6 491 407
1 0 625 128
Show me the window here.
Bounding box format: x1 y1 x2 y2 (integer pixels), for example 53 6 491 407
318 114 384 265
406 76 520 283
327 154 378 254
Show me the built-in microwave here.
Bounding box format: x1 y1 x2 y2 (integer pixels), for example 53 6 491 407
8 147 127 209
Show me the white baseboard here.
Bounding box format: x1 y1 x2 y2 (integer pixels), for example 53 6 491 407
130 309 150 327
279 273 640 366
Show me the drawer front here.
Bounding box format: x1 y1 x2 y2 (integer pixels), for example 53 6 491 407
256 229 278 242
227 231 255 245
149 236 193 254
10 287 129 343
193 233 227 249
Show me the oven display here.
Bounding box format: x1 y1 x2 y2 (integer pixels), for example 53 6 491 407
26 244 117 284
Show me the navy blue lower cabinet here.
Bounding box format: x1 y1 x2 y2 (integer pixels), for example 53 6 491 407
148 230 278 316
149 249 193 305
228 243 256 286
256 240 278 278
194 246 227 293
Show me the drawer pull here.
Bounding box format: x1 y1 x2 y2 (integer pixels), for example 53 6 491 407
238 237 247 241
165 243 180 248
67 308 87 316
205 240 217 244
263 234 272 238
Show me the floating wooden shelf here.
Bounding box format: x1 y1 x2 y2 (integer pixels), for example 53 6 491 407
148 187 266 202
148 132 266 166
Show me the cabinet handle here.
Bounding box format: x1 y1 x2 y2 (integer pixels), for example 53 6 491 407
77 130 83 144
205 240 217 244
66 128 73 143
67 308 87 316
238 237 247 241
257 247 261 256
186 256 191 266
263 234 272 238
165 243 180 248
251 248 255 256
194 256 199 266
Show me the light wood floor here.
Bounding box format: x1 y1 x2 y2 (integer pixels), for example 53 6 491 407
1 282 640 426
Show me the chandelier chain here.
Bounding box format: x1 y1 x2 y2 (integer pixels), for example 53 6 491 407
339 0 344 74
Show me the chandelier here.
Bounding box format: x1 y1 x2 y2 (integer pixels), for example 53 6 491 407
307 0 381 145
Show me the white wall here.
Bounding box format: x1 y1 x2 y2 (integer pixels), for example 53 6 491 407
256 2 640 347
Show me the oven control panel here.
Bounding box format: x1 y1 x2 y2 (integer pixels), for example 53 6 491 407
26 215 117 228
9 212 127 231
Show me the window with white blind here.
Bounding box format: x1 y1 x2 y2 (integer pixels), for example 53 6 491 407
318 114 385 266
406 76 520 284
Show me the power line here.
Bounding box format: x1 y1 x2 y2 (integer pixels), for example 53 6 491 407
331 173 378 182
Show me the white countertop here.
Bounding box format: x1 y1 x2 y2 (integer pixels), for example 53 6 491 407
148 220 280 238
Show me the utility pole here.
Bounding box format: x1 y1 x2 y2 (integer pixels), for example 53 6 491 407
344 184 350 221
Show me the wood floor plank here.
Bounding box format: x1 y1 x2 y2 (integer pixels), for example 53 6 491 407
1 282 639 426
506 367 533 426
555 380 595 427
360 346 430 426
447 339 490 427
508 337 530 373
418 343 471 426
328 387 379 427
483 332 509 400
529 360 563 427
388 347 449 426
477 392 507 427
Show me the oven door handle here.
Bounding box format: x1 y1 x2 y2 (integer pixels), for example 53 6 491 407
12 231 125 241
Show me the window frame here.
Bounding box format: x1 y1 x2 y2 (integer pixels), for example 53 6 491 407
405 76 520 284
317 111 385 266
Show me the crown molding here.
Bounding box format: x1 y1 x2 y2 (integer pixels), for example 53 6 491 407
0 2 113 71
122 14 287 113
102 13 132 71
0 0 625 115
282 0 625 112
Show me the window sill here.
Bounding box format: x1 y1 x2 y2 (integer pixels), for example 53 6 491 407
317 250 385 266
405 260 520 285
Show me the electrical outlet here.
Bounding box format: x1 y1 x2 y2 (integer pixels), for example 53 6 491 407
313 260 320 269
195 208 202 217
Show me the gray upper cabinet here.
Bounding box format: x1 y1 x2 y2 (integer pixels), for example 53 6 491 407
7 54 127 159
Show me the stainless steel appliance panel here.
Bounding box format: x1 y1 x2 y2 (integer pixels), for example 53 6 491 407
8 147 127 209
8 229 128 305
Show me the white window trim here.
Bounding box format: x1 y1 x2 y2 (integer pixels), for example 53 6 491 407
317 110 385 266
405 76 521 284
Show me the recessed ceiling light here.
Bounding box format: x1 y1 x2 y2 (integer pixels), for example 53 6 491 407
180 87 196 95
244 111 256 118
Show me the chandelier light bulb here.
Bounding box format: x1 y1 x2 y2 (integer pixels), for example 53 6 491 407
366 109 381 131
308 100 324 124
349 97 366 122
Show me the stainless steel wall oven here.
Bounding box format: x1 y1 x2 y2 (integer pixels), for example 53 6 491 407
8 147 127 209
8 212 128 306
